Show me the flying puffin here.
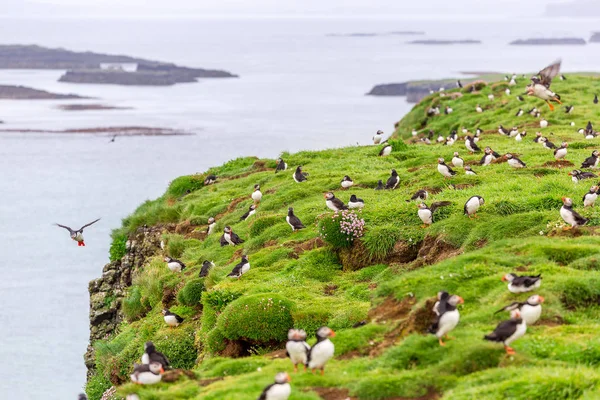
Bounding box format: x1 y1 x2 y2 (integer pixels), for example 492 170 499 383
240 204 257 221
465 135 480 153
464 166 477 175
199 260 215 277
464 196 484 218
257 372 292 400
438 158 457 179
540 137 556 149
206 217 216 235
560 197 588 228
307 327 335 375
533 131 543 143
526 60 562 110
569 169 597 183
417 201 452 227
582 151 600 169
162 309 184 328
583 186 599 207
484 309 527 354
385 169 400 189
429 291 464 346
554 142 568 160
451 152 464 168
375 180 384 190
204 174 217 185
286 207 305 231
341 175 354 189
55 218 101 246
495 294 544 326
130 362 163 385
220 226 244 246
515 108 524 117
286 329 310 373
379 142 392 157
142 341 169 368
293 166 308 183
275 158 288 173
504 153 526 168
565 105 574 114
409 189 428 202
515 131 527 141
540 118 549 128
252 184 263 202
325 192 347 211
475 104 483 113
348 194 365 209
595 94 599 104
373 130 384 144
502 273 542 293
164 256 186 273
228 255 250 279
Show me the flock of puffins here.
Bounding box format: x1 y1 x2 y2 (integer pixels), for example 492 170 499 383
67 60 595 400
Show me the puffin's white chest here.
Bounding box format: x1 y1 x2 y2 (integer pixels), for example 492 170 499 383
141 353 150 364
452 157 464 168
167 262 183 272
348 200 364 209
74 232 84 242
534 84 554 100
560 206 579 227
308 339 334 369
286 341 309 365
224 232 234 245
252 191 262 202
465 141 475 152
341 180 354 188
264 383 292 400
164 315 180 327
438 164 452 177
515 134 523 141
326 200 339 211
505 321 527 346
436 309 460 338
246 209 256 219
465 170 476 175
373 135 382 144
555 148 567 160
286 216 294 230
508 159 524 168
131 371 161 385
584 193 598 207
508 280 540 293
240 262 250 275
482 155 493 166
380 146 392 156
418 209 433 224
465 197 480 215
207 222 216 235
521 304 542 325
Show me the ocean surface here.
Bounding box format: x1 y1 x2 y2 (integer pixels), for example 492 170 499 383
1 15 600 399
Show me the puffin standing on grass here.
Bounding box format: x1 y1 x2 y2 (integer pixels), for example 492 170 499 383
240 204 257 221
480 147 498 166
554 142 568 160
498 125 510 136
484 309 527 354
581 151 599 169
275 158 288 173
55 218 101 246
286 329 310 373
495 295 544 326
204 174 217 185
293 166 308 183
560 197 588 228
142 342 169 369
307 327 335 375
418 201 452 227
464 166 477 175
409 189 428 202
228 255 250 279
386 169 400 189
286 207 305 231
325 192 347 211
465 135 481 154
379 141 392 157
199 260 215 277
583 186 599 207
164 256 186 273
206 217 216 235
504 153 526 168
502 273 542 293
252 184 263 203
348 195 365 209
220 226 245 246
162 309 184 328
540 137 556 149
526 60 563 111
373 130 384 144
452 152 464 168
515 131 527 141
130 362 163 385
437 158 456 179
341 175 354 189
258 372 292 400
429 291 464 346
375 180 384 190
534 132 543 143
464 196 484 218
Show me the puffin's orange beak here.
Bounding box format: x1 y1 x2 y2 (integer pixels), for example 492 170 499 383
562 197 566 202
538 296 545 303
160 367 165 373
286 373 291 382
501 276 507 282
330 330 336 337
457 296 464 304
568 172 572 176
323 194 327 198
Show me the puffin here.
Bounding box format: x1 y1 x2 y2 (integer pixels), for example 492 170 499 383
505 88 511 96
375 180 384 190
515 131 527 141
78 394 87 400
286 329 310 372
164 256 186 273
451 152 464 168
286 207 305 231
540 119 549 128
509 127 519 137
385 169 400 189
142 341 169 368
495 294 544 326
220 226 244 246
429 291 464 346
379 142 392 157
457 80 463 88
484 309 527 354
554 142 568 160
526 60 562 110
348 195 365 209
449 130 459 141
55 218 101 247
475 104 483 113
257 372 292 400
204 174 217 185
275 158 288 173
533 131 543 143
240 204 257 221
509 77 517 86
162 309 184 328
465 135 480 153
437 158 456 179
502 273 542 293
584 121 597 139
341 175 354 189
488 93 495 101
325 192 347 211
560 74 566 81
528 107 539 116
409 189 428 202
445 105 453 115
307 326 335 375
581 150 599 169
252 184 263 203
583 186 599 207
130 362 163 385
504 153 526 168
595 94 599 105
228 255 250 279
540 137 556 149
436 134 445 144
473 131 481 143
373 130 384 144
517 95 524 101
569 169 597 183
515 108 524 117
199 260 215 277
206 217 216 235
560 197 588 228
464 166 477 175
565 105 574 114
293 166 308 183
464 196 484 218
480 147 498 166
417 201 452 227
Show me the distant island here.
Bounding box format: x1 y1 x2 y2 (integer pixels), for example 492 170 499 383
407 39 481 45
510 38 586 46
591 32 600 43
0 84 88 100
57 104 132 111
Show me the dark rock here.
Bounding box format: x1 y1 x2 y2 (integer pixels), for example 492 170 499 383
510 38 586 45
591 32 600 43
0 85 87 100
58 69 194 86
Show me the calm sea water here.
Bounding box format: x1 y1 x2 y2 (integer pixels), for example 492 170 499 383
1 15 600 399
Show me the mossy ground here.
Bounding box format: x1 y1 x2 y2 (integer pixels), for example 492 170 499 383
89 74 600 399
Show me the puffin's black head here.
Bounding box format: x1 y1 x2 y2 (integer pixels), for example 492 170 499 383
350 195 358 202
203 260 212 267
288 328 307 341
376 130 383 134
527 294 545 306
254 184 260 190
78 394 88 400
296 166 302 172
438 158 445 164
437 291 449 300
453 151 460 157
593 151 599 157
288 207 294 214
145 341 156 352
417 202 428 210
224 226 232 233
391 169 398 176
274 372 291 384
277 157 283 163
343 175 352 181
591 185 600 194
315 326 335 340
241 255 249 262
568 170 580 177
163 256 172 263
161 309 169 316
324 192 335 200
464 166 472 171
562 197 573 207
208 217 215 224
504 153 513 160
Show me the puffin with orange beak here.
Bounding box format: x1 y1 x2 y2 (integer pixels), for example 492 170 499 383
325 192 347 211
55 218 100 246
526 59 563 111
583 186 600 207
560 197 588 229
286 329 310 373
258 372 292 400
130 362 164 385
307 326 335 375
484 309 527 354
429 291 464 346
495 294 544 326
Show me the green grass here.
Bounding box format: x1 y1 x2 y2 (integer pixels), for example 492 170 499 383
87 74 600 400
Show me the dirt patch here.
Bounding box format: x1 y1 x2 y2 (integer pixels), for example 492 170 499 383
226 197 247 214
263 240 278 248
537 316 565 327
414 235 462 267
338 240 419 271
308 387 355 400
515 265 529 272
421 187 443 195
266 348 287 359
227 160 274 180
369 296 416 323
408 166 424 173
474 238 488 249
542 160 574 168
291 237 326 256
161 369 196 383
324 284 338 296
175 220 207 241
162 286 178 308
199 377 224 386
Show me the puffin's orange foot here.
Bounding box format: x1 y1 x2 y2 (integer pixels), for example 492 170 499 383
320 368 325 376
444 335 455 340
505 346 516 355
438 338 446 346
311 368 316 374
293 365 298 373
553 97 563 105
546 101 555 111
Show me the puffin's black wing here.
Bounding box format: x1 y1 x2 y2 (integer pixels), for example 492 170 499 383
258 383 276 400
410 190 426 200
471 141 481 152
200 262 212 277
150 351 170 368
536 60 561 88
171 258 186 269
77 218 101 232
494 302 523 314
240 210 251 221
492 151 501 158
570 209 589 225
288 215 305 229
55 223 75 235
173 313 184 323
581 172 598 179
484 319 520 342
275 161 285 173
446 164 457 175
479 154 488 165
513 274 541 287
228 263 243 277
430 201 452 214
220 234 228 247
582 156 596 168
231 232 245 244
333 198 348 210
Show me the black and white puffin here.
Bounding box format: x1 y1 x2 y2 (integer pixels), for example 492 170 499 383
240 204 257 221
517 95 524 101
498 125 510 136
78 394 87 400
325 192 347 211
220 226 245 246
515 131 527 141
348 194 365 209
409 189 428 202
457 80 463 88
55 218 101 247
257 372 291 400
495 294 544 326
595 94 599 104
375 180 384 190
445 105 453 115
581 150 599 169
473 131 481 143
429 291 464 346
465 135 480 153
164 256 186 272
449 130 459 141
307 326 335 375
464 166 477 175
341 175 354 189
451 152 464 168
385 169 400 189
379 142 392 157
480 147 497 166
526 60 562 111
286 207 305 231
502 273 542 293
162 309 184 327
199 260 215 277
565 105 574 114
540 118 549 128
437 158 456 179
204 174 217 185
527 107 538 116
569 169 597 183
373 130 384 144
540 137 556 149
286 329 310 372
130 362 163 385
417 201 452 227
464 196 484 218
475 104 483 113
206 217 216 235
228 255 250 279
504 153 526 168
509 126 519 137
275 158 288 173
533 131 542 143
584 121 597 139
515 108 524 117
484 309 527 354
142 341 169 369
560 74 567 81
293 166 308 183
252 184 263 202
560 197 588 228
554 142 568 160
583 186 599 207
436 133 445 144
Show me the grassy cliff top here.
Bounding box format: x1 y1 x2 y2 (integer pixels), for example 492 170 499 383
88 74 600 400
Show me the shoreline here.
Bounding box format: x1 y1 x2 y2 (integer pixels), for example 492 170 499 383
0 126 194 136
